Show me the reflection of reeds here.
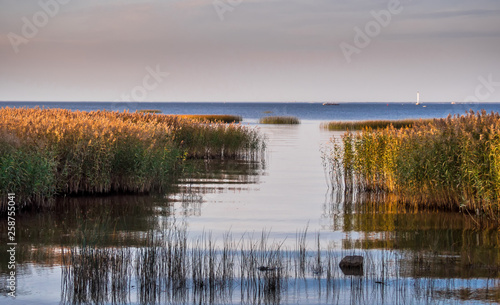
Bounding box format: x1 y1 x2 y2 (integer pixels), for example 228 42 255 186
324 187 500 279
60 225 500 304
239 231 288 304
60 227 311 304
296 228 307 278
61 246 132 305
136 229 189 304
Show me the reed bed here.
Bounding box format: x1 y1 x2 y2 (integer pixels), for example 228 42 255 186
321 118 435 131
0 107 262 212
137 111 242 123
174 114 242 123
324 110 500 224
136 111 242 123
259 116 300 125
137 109 162 113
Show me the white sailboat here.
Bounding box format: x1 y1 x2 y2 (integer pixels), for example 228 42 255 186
416 91 420 105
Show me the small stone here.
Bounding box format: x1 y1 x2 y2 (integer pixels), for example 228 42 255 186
258 266 276 272
339 256 364 276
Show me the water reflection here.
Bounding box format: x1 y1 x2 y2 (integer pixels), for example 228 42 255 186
55 224 500 305
325 189 500 281
168 159 264 217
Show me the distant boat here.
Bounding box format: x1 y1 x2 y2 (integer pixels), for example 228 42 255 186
323 102 339 106
416 91 420 105
451 101 456 104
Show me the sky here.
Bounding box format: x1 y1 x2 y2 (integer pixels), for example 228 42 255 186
1 0 499 102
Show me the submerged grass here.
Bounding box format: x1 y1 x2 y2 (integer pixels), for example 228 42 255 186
0 107 263 212
60 225 500 305
259 116 300 125
324 110 500 225
321 118 435 131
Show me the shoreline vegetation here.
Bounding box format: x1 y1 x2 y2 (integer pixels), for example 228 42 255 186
259 116 300 124
137 110 243 123
321 118 435 130
324 110 500 226
175 114 242 123
137 109 162 113
0 107 262 212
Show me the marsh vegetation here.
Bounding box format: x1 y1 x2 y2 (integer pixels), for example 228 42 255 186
173 114 243 123
1 110 499 305
321 118 435 130
137 111 242 123
0 107 262 212
137 109 162 113
323 110 500 225
259 116 300 124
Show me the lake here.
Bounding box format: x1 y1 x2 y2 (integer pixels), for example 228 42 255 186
1 102 499 304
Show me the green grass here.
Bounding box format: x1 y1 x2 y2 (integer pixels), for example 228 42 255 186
0 108 263 212
324 110 500 225
259 116 300 125
321 118 435 131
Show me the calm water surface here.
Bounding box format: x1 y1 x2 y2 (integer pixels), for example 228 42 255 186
1 104 500 304
3 101 500 121
177 122 334 240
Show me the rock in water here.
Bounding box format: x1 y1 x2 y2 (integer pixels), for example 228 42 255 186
257 266 277 272
339 256 364 276
339 255 363 268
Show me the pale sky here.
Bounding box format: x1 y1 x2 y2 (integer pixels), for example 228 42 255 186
1 0 499 102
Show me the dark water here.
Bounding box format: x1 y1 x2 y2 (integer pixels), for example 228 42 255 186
1 103 499 304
